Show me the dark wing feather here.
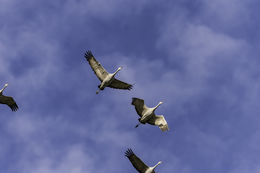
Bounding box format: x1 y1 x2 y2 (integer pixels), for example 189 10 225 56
108 79 133 90
125 149 148 173
131 98 145 117
0 95 18 112
84 51 108 81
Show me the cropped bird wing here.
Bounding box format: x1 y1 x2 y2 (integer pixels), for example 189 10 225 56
84 51 108 81
0 95 18 112
148 115 169 132
108 79 133 90
131 98 147 117
125 149 148 173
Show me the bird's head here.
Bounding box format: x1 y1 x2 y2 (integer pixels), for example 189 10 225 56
157 101 163 107
158 161 162 165
118 67 122 71
4 83 8 87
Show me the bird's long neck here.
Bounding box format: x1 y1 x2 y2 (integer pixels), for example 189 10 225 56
112 67 121 76
0 85 7 94
152 161 162 170
153 102 162 111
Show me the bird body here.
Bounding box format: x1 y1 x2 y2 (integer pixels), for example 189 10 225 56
125 148 162 173
131 98 169 131
84 51 132 94
0 84 18 111
98 67 121 90
139 105 159 123
145 162 162 173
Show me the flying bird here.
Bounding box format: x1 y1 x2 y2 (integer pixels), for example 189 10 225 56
125 148 162 173
84 50 133 94
131 97 169 132
0 83 18 111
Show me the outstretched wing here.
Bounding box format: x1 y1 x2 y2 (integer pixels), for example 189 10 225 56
0 95 19 112
125 148 148 173
131 98 147 117
108 79 133 90
148 115 169 132
84 51 108 81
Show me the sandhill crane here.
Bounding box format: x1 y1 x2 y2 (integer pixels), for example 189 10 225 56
125 148 162 173
0 83 18 111
131 97 169 132
84 51 133 94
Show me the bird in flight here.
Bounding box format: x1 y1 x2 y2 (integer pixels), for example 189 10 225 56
0 83 18 111
131 97 169 132
84 50 133 94
125 148 162 173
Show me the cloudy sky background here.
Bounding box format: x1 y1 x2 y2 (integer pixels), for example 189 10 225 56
1 0 260 172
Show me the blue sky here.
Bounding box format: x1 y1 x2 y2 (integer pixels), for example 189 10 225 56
1 0 260 172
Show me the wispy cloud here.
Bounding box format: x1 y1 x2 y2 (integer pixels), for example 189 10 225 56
1 0 260 173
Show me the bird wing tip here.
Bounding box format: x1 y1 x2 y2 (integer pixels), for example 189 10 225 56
160 125 169 132
11 105 18 112
131 98 137 105
125 148 134 157
128 85 133 90
84 50 93 60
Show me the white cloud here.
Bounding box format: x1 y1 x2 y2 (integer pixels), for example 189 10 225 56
60 0 149 20
20 145 95 173
200 0 250 27
1 1 260 173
